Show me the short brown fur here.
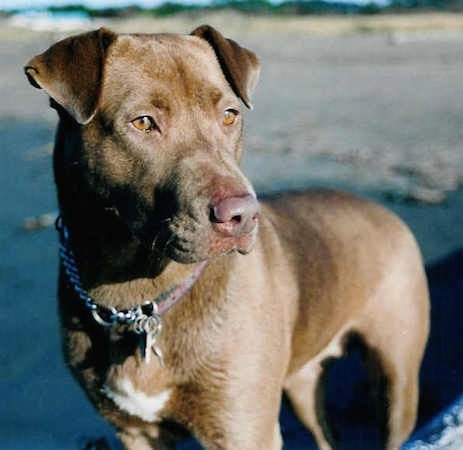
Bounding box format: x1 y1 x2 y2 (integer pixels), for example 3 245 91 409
25 26 429 450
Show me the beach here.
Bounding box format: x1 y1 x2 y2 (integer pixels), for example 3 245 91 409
1 12 462 449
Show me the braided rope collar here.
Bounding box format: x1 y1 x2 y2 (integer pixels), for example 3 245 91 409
56 216 207 364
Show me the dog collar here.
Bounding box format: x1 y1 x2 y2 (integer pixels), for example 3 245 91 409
56 216 207 365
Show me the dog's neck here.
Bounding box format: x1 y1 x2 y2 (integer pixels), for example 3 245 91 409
59 205 158 281
56 201 209 302
57 215 207 313
59 218 206 310
56 213 208 365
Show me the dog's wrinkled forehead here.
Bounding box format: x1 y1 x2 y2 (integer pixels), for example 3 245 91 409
103 34 232 110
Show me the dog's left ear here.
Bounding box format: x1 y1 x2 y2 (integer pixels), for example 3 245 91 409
192 25 260 109
24 27 117 124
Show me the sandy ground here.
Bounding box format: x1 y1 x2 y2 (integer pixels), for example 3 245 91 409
1 12 462 449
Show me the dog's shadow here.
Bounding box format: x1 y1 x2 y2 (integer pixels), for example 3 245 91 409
418 249 463 421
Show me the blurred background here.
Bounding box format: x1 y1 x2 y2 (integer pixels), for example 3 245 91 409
1 0 462 448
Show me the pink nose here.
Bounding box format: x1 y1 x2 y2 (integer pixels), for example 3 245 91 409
210 194 260 237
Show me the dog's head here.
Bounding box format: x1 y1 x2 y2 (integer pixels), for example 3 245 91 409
25 26 260 263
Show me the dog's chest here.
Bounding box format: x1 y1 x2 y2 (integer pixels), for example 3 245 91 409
103 369 171 423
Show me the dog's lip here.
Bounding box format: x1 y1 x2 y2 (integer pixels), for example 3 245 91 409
167 248 207 264
235 232 257 254
208 228 258 258
163 228 257 263
166 241 194 259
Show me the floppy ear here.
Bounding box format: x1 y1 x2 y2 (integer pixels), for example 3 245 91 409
191 25 260 109
24 27 117 124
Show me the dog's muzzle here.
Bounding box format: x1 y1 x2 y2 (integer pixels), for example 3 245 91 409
160 193 260 263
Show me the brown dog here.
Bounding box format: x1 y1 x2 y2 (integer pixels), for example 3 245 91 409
25 26 429 450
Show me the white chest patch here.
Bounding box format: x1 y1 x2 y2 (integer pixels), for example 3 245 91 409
103 377 171 423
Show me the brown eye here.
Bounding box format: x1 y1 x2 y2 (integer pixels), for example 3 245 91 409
131 116 157 132
223 109 238 126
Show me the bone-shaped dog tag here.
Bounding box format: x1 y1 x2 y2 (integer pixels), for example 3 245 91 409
133 305 164 366
141 330 164 367
142 317 164 366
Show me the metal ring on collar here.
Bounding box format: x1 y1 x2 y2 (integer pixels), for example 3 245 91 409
91 306 117 327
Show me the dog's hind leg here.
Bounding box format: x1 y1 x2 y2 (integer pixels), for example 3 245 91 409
284 360 335 450
359 337 421 450
360 329 426 450
357 280 429 449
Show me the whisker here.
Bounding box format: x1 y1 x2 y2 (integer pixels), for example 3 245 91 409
151 232 160 251
162 234 176 259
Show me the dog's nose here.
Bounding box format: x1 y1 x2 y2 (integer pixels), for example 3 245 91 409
210 194 260 237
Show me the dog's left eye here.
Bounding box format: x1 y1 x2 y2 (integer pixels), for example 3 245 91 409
223 109 239 126
131 116 157 132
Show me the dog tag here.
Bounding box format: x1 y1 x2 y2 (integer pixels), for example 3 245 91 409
142 316 164 366
133 305 164 366
143 330 164 366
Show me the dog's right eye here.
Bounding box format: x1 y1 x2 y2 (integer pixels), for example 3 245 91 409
131 116 157 133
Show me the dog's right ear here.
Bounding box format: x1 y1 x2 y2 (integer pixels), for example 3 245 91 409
24 27 117 124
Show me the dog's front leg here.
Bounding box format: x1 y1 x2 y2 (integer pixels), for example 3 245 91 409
184 392 283 450
193 422 283 450
117 428 175 450
117 420 282 450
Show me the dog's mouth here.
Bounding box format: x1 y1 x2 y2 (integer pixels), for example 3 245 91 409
148 213 259 264
165 225 258 264
129 190 260 264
